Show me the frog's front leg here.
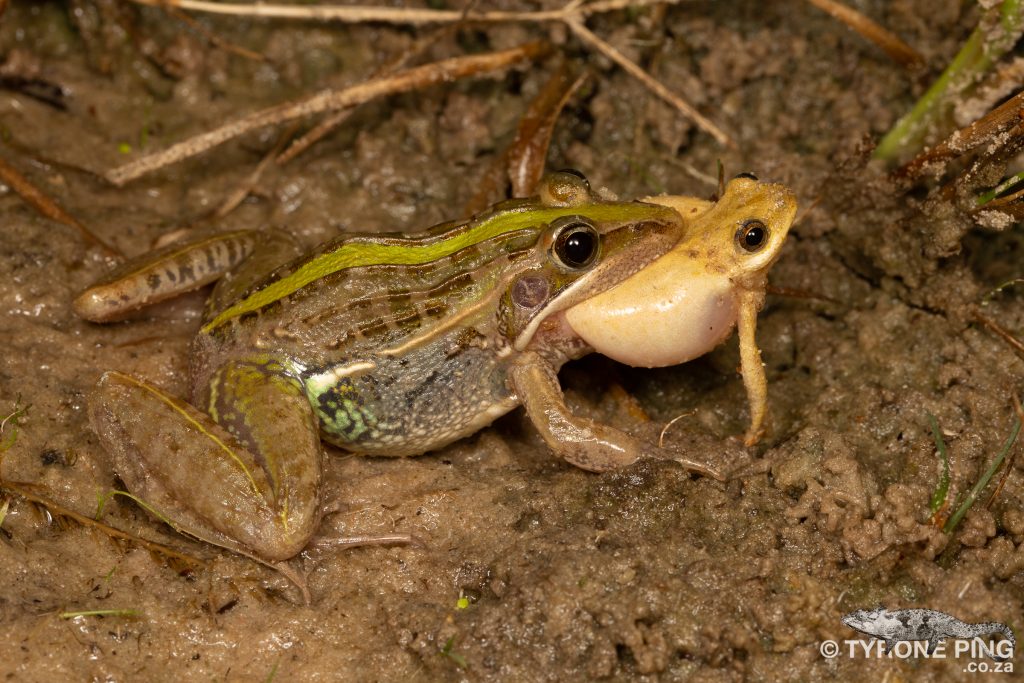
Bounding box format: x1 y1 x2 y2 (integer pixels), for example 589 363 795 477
88 359 324 564
737 289 768 446
508 353 723 480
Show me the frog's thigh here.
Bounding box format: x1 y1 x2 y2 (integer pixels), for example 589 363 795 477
89 369 322 562
509 353 645 473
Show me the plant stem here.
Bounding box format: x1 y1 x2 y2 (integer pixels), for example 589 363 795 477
927 413 951 516
943 415 1020 533
875 0 1024 163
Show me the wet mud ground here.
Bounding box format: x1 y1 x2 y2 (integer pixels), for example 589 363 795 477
1 0 1023 680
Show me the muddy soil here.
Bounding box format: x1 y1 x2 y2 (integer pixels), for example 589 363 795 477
1 1 1022 681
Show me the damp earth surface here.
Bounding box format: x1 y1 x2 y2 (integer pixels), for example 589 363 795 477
1 1 1023 681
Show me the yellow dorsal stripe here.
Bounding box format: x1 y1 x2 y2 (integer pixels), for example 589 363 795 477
202 203 675 332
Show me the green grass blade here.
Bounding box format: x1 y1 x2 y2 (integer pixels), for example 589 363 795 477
943 416 1021 533
928 413 951 515
875 0 1024 162
95 489 176 528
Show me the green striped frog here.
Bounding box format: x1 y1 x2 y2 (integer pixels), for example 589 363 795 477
74 171 796 567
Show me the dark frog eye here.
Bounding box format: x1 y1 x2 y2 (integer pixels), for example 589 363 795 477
736 219 769 252
552 219 600 269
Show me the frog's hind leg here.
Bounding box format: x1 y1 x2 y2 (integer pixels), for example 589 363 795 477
88 365 324 565
73 230 300 323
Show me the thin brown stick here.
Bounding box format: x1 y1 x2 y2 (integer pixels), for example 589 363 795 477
275 109 353 166
792 194 823 228
215 122 299 217
896 90 1024 180
463 62 584 214
166 6 266 62
124 0 678 24
973 310 1024 360
0 481 205 568
106 42 548 186
980 184 1024 210
0 156 121 257
986 395 1023 508
566 18 734 147
276 24 454 165
120 0 729 149
804 0 922 68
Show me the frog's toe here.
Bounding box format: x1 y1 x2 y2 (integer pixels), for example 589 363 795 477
743 428 765 447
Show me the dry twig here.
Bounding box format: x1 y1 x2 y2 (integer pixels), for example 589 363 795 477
106 43 549 185
972 310 1024 361
125 0 675 24
986 395 1024 507
166 6 265 62
508 67 588 197
116 0 732 159
765 284 840 305
565 18 731 146
276 23 454 165
212 26 457 216
0 156 121 256
876 0 1024 162
463 61 587 214
804 0 922 68
214 122 299 217
0 481 205 568
895 89 1024 181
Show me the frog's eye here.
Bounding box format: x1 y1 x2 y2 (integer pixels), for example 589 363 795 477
736 219 769 252
734 172 758 181
552 219 600 269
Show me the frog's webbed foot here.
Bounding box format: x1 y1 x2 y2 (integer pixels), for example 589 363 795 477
89 367 324 567
508 353 723 480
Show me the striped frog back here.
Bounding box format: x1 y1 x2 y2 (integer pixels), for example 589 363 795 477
199 197 681 364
